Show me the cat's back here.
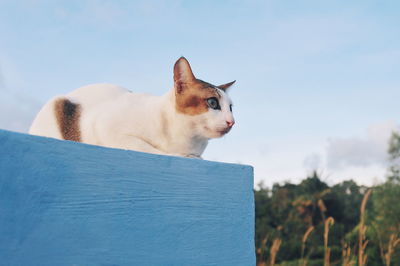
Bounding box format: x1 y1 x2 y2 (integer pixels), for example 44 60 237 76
68 83 130 106
69 83 158 107
29 83 158 139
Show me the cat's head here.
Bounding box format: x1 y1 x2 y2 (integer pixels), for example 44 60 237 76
173 57 235 139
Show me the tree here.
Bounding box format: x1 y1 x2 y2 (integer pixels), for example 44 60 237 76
388 131 400 182
368 131 400 265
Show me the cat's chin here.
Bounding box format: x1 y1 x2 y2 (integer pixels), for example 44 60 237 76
203 126 230 138
216 132 227 138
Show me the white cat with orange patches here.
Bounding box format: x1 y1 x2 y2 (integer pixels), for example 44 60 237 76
29 57 235 158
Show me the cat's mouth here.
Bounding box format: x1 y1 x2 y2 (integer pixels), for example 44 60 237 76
204 126 231 138
218 127 231 135
204 126 223 136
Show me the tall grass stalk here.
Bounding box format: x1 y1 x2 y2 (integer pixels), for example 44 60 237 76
301 226 314 266
256 235 269 266
269 238 282 266
385 234 400 266
324 217 334 266
372 221 386 265
342 242 355 266
358 189 372 266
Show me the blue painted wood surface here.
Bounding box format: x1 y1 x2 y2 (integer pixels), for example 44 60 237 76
0 129 254 266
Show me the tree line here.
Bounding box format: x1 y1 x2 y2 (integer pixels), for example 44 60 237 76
255 132 400 265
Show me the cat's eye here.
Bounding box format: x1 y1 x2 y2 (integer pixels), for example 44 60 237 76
229 104 233 112
206 97 221 110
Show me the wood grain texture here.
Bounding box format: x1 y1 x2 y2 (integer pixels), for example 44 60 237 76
0 129 255 266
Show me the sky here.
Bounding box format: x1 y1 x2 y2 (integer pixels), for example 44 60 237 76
0 0 399 187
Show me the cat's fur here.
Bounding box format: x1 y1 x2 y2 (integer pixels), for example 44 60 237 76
29 57 235 158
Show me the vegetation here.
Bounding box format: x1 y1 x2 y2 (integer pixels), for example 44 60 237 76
255 132 400 265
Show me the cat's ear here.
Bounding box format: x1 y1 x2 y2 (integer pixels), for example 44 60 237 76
174 57 196 94
218 80 236 92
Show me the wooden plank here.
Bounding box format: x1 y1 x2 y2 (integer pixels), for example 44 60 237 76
0 130 254 266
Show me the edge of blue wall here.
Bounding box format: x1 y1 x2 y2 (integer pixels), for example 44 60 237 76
0 129 255 266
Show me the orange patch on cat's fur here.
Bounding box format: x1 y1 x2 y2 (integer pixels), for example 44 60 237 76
54 98 82 142
175 79 221 116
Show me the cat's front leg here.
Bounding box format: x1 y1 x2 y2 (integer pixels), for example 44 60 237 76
116 135 168 155
186 154 203 159
115 135 203 159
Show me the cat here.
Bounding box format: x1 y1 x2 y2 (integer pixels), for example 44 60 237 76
29 57 235 158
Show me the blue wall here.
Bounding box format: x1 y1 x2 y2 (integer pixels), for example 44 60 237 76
0 130 254 266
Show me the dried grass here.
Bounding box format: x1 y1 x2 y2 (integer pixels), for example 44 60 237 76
384 234 400 266
255 187 396 266
358 189 372 266
256 235 269 266
301 226 314 266
269 238 282 266
324 217 335 266
342 242 355 266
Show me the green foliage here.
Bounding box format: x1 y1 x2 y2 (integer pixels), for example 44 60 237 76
388 131 400 182
255 175 400 265
255 131 400 265
388 132 400 160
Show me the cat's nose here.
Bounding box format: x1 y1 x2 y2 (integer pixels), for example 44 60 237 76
226 120 235 128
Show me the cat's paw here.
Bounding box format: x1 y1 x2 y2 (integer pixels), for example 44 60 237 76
186 154 203 159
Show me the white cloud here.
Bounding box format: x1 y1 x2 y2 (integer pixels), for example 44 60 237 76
326 121 398 170
325 165 385 187
298 121 399 187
